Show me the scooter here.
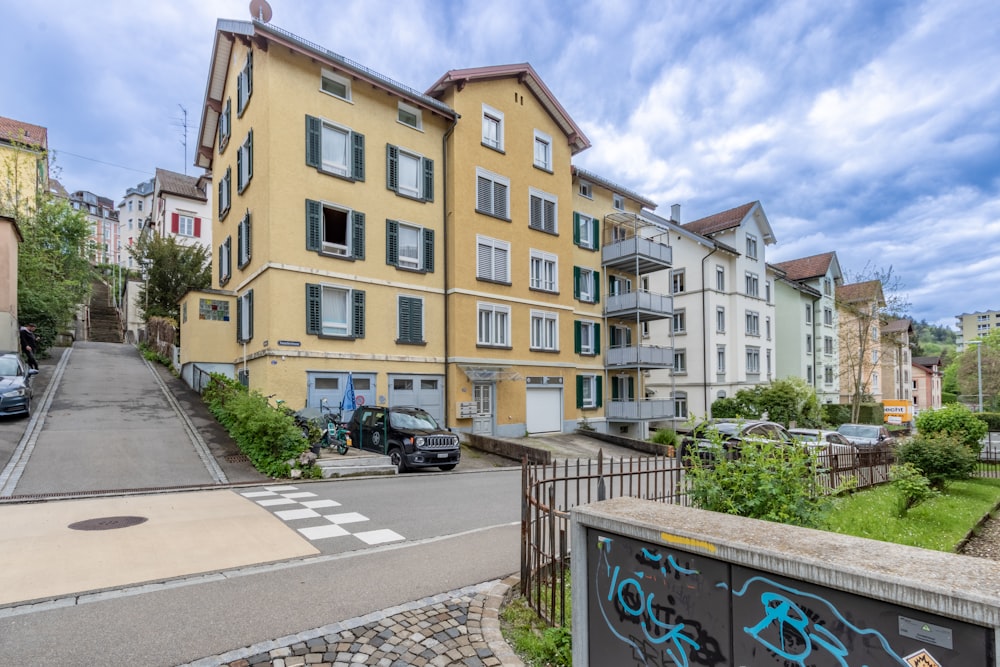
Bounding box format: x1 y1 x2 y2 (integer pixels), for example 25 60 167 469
318 397 352 455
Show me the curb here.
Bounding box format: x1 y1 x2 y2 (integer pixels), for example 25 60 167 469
478 574 525 666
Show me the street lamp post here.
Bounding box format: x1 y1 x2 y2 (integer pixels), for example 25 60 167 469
970 340 983 412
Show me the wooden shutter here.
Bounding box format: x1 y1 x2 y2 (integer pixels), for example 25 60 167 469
351 211 365 259
398 297 410 341
305 116 321 168
628 376 635 400
247 129 253 181
595 377 603 407
574 321 581 353
422 228 434 272
573 266 580 298
592 218 600 249
352 290 365 338
423 157 434 202
194 217 202 238
171 212 179 234
386 145 398 191
306 284 321 334
351 132 365 181
236 294 242 341
245 290 254 341
611 380 619 401
386 219 398 265
236 142 243 190
594 324 601 354
572 213 580 245
306 200 321 251
576 376 584 409
593 271 601 303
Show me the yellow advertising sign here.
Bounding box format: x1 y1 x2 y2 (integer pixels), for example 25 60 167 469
883 399 913 424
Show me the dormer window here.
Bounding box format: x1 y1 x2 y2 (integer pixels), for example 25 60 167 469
321 69 351 101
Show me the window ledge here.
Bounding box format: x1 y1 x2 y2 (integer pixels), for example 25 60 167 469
395 339 427 346
317 251 357 261
481 142 505 154
528 226 559 237
475 209 512 223
477 277 512 287
314 166 359 183
529 348 560 354
533 163 553 174
528 287 559 296
476 344 513 350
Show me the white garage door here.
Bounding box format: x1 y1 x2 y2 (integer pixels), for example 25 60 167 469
526 387 562 434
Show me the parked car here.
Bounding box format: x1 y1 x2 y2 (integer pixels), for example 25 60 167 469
836 423 896 448
678 419 796 463
0 352 38 418
787 428 858 470
346 405 460 472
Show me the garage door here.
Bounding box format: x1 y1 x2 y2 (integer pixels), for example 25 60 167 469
388 375 444 424
526 387 562 434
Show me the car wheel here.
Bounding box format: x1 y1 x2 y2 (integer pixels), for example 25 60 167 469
439 464 457 471
23 398 31 419
389 447 406 473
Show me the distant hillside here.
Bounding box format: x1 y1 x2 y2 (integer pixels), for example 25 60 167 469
911 319 957 360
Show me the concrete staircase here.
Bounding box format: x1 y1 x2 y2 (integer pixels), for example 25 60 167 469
88 280 122 343
315 448 397 478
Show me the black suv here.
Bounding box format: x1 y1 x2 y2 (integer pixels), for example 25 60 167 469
346 405 461 472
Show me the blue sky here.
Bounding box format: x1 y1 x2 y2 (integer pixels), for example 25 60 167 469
3 0 998 328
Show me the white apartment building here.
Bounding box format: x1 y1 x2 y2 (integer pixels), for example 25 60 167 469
118 177 154 271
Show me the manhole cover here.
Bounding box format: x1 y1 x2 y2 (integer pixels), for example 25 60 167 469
68 516 149 531
226 454 251 463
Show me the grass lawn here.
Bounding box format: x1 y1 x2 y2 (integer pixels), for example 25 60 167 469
821 476 1000 551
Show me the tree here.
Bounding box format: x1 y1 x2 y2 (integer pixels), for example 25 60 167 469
129 234 211 323
955 329 1000 410
710 377 821 427
837 264 911 422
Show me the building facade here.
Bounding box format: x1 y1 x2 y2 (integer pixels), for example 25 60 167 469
837 280 885 404
118 178 154 272
0 115 48 220
912 355 943 413
881 318 913 402
955 310 1000 351
69 190 119 265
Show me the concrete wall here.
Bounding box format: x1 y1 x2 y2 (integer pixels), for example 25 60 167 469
572 497 1000 666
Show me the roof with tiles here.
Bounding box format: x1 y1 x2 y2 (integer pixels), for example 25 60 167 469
156 168 208 202
837 279 884 304
681 201 757 236
883 318 912 333
773 252 837 281
0 116 47 149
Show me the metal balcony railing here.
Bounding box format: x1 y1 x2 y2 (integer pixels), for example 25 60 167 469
606 345 672 368
606 398 674 420
602 237 672 273
604 290 673 320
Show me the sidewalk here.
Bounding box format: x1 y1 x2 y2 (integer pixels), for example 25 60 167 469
187 577 524 667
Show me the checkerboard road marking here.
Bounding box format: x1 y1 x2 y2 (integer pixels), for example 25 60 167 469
241 485 404 545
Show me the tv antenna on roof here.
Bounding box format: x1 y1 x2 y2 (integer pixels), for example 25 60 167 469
249 0 272 22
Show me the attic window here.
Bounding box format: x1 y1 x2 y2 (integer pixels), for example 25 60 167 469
397 102 422 130
613 193 624 211
321 69 351 101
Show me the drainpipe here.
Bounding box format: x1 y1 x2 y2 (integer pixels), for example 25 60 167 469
701 246 719 416
441 115 458 427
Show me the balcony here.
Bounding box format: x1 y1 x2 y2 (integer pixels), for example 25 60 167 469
606 398 674 421
606 344 672 369
602 236 672 274
604 290 672 321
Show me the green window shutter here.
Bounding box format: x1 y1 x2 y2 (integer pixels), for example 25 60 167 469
247 129 253 181
574 321 581 353
399 296 422 343
246 51 253 97
237 220 244 264
573 266 581 299
218 244 224 283
305 115 321 168
628 377 635 400
236 141 243 191
245 214 252 262
423 157 434 202
352 132 365 181
626 327 633 346
351 211 365 259
306 284 321 335
236 73 243 115
386 219 399 265
595 378 603 408
306 199 321 251
236 295 242 342
246 290 254 341
386 144 398 191
423 228 434 272
593 271 601 303
576 376 584 408
352 290 365 338
398 297 409 341
573 213 581 245
594 324 601 354
593 219 600 249
412 298 423 341
611 380 619 401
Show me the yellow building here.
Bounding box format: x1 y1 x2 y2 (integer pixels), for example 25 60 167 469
0 116 48 221
182 21 671 436
837 279 885 404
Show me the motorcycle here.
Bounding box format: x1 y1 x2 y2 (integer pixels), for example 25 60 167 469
296 398 351 455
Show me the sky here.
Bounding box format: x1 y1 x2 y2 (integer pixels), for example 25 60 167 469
3 0 998 328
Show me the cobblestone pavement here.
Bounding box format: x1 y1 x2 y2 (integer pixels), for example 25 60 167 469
184 577 524 667
960 511 1000 561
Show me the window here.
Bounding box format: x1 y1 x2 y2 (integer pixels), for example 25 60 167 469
128 201 133 212
476 235 510 283
218 167 231 220
871 349 879 363
386 145 433 201
765 281 771 303
306 199 365 259
717 346 726 375
477 302 510 346
529 250 558 292
672 309 686 334
805 304 812 323
609 325 631 348
746 347 761 374
237 289 253 343
482 104 504 150
476 168 510 218
671 269 685 294
871 325 879 342
397 295 424 344
397 101 422 129
641 321 649 338
321 69 351 100
138 200 143 212
824 336 834 355
613 193 624 211
305 115 365 180
578 181 592 198
530 310 558 351
575 320 599 355
807 365 813 383
745 311 760 336
237 130 253 193
746 233 758 259
386 220 433 272
824 307 833 326
177 214 195 237
806 333 813 354
825 367 834 384
238 211 252 268
745 272 759 297
765 316 772 340
237 50 252 116
533 130 552 171
574 213 598 249
872 372 880 391
577 374 601 409
673 349 687 373
716 307 726 333
824 278 832 296
574 267 600 303
674 391 688 419
215 237 231 286
306 283 365 338
529 188 557 233
716 265 725 291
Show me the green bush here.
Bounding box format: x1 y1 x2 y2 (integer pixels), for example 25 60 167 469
685 433 828 527
649 428 678 448
202 373 311 477
889 463 938 517
896 433 978 490
709 378 821 427
975 412 1000 431
821 403 853 426
915 403 988 451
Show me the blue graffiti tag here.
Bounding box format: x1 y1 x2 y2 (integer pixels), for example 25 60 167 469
730 576 909 667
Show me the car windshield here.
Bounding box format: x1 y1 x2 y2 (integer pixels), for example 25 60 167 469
839 424 877 438
0 358 20 377
390 409 439 430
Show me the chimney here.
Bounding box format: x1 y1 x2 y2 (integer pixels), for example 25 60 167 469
670 204 681 223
